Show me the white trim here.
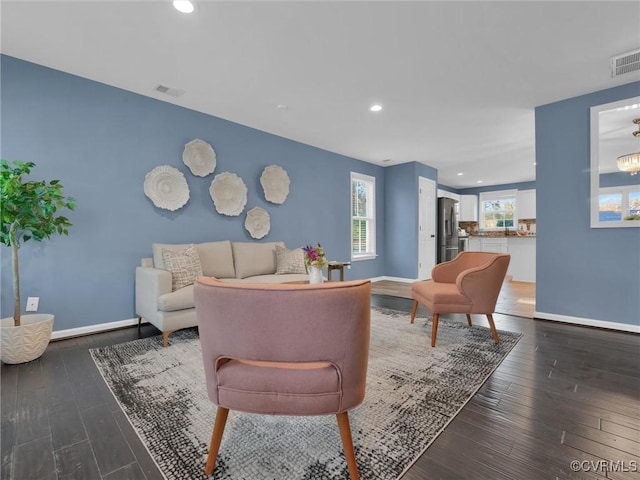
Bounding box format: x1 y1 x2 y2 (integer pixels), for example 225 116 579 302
590 96 640 228
351 171 377 259
369 275 420 283
51 317 144 340
534 311 640 334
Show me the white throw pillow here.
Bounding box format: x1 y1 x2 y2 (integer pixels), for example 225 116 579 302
275 245 307 275
161 245 203 291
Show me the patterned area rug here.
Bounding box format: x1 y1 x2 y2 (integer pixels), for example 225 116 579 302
91 308 521 480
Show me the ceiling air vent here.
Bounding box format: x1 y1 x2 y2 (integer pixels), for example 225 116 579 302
154 84 185 97
610 49 640 77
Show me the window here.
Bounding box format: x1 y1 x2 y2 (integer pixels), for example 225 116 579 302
598 186 640 222
351 172 376 260
479 190 517 230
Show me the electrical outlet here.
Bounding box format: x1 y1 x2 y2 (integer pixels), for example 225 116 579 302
26 297 39 312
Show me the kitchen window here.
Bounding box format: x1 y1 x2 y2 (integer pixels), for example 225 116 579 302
598 185 640 222
479 190 517 230
351 172 376 260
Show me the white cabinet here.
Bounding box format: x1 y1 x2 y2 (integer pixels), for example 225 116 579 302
437 189 460 201
507 237 536 282
517 189 536 219
466 236 535 282
459 195 478 221
481 238 508 253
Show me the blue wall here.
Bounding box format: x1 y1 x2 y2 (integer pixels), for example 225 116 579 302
600 172 640 188
0 55 385 331
457 181 536 196
384 162 437 279
535 82 640 327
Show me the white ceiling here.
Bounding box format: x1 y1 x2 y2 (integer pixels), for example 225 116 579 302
2 1 639 188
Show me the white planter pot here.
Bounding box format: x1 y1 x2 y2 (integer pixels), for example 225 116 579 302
308 266 324 284
1 314 54 364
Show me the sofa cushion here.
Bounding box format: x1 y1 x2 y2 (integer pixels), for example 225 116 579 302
157 285 195 312
275 245 307 274
222 273 310 284
232 241 285 279
196 241 235 278
153 241 235 278
162 245 203 291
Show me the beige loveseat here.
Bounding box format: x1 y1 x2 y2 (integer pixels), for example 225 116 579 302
135 241 310 346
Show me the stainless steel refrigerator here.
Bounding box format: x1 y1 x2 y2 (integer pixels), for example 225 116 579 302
437 197 459 263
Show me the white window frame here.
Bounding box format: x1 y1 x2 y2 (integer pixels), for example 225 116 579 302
479 189 518 231
351 172 376 261
597 185 640 224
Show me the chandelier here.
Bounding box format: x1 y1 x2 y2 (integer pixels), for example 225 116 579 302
617 118 640 175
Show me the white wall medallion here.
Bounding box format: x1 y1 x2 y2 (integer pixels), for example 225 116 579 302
144 165 190 211
260 165 290 204
244 207 271 239
183 139 216 177
209 172 248 216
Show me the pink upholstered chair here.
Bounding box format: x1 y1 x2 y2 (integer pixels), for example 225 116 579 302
410 252 510 347
194 277 372 479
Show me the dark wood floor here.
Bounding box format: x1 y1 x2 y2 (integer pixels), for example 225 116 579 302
372 279 536 319
2 295 639 480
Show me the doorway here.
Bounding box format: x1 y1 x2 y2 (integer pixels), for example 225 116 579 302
418 177 436 279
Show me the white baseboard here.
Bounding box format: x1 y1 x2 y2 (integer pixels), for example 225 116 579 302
370 275 419 283
534 311 640 334
51 317 144 340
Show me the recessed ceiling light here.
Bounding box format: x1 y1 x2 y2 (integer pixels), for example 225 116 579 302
369 104 383 112
476 180 483 184
276 104 288 110
533 162 537 166
457 172 464 176
173 1 195 14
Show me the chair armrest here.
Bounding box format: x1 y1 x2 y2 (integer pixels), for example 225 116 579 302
432 256 467 283
135 266 172 317
455 265 490 299
455 255 509 312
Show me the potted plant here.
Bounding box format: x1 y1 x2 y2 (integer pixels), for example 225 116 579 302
1 160 75 363
303 243 328 284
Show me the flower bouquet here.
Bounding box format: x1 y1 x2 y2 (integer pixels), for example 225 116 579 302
303 243 328 269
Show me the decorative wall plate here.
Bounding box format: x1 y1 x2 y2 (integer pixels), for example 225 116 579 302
183 139 216 177
244 207 271 239
260 165 290 204
209 172 248 216
144 165 190 211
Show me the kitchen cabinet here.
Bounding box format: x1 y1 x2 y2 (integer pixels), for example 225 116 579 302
481 238 508 253
459 195 478 221
437 189 460 201
517 189 536 219
507 237 536 282
466 237 535 282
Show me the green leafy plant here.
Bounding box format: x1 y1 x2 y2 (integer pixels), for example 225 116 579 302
1 160 75 326
623 214 640 221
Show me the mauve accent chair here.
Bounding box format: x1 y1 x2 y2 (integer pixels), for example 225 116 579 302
410 251 510 347
194 277 372 479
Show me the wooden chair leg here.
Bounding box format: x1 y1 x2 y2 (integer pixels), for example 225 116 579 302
431 313 439 347
162 331 171 347
205 406 230 475
137 316 142 328
336 412 359 480
466 314 472 327
410 301 419 324
486 314 500 344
